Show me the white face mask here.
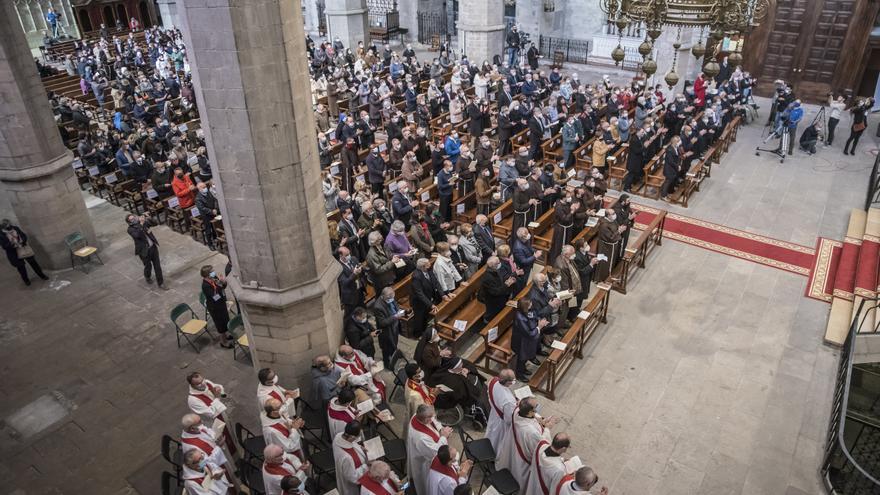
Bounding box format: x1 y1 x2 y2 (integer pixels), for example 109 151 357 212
271 375 279 385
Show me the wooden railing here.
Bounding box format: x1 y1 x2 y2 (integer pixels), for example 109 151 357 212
611 209 666 294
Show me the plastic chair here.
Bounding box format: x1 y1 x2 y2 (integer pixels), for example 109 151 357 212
170 303 212 353
64 231 102 272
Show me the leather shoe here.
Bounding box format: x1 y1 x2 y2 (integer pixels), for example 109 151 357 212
530 358 542 365
39 274 49 280
145 277 154 284
537 349 550 357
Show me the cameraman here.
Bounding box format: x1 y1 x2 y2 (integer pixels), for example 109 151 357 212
201 264 233 348
506 25 521 67
781 100 804 155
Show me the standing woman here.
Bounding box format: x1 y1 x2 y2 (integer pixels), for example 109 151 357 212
843 98 871 156
0 219 49 286
512 298 547 381
201 265 233 348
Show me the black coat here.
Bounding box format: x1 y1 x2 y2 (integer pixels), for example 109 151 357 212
201 277 228 311
337 256 365 306
410 269 442 310
0 226 28 263
370 297 402 344
473 223 495 261
195 190 218 218
344 318 376 357
127 218 159 259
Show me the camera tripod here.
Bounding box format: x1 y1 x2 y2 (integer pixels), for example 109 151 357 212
755 119 789 163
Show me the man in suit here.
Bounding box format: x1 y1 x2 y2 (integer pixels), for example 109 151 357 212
661 135 682 201
473 214 496 264
371 286 403 368
511 227 542 279
126 212 167 289
498 84 513 109
622 127 646 192
366 146 386 197
497 106 514 156
480 256 515 323
391 180 417 227
337 246 365 323
528 109 548 160
410 257 444 338
338 207 365 260
344 307 377 359
195 181 220 250
528 272 561 346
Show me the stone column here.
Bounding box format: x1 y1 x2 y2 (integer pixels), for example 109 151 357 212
303 0 320 37
457 0 505 64
156 0 181 29
325 0 369 52
177 0 342 381
0 1 96 270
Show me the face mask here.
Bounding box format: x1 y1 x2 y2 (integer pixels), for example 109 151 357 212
569 254 576 261
271 375 279 385
194 383 206 391
209 271 216 278
198 458 207 470
345 214 353 221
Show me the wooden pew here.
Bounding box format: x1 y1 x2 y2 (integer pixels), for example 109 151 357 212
611 209 667 294
434 266 488 346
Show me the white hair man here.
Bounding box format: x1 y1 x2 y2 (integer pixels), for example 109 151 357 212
181 448 231 495
180 413 237 487
359 460 401 495
335 344 386 403
406 404 454 495
485 368 518 451
261 444 310 495
261 397 305 461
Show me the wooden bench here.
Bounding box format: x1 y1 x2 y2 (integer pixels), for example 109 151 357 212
611 209 666 294
434 266 487 346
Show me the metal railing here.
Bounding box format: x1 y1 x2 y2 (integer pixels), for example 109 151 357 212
417 11 449 45
538 36 591 64
821 298 880 494
866 150 880 211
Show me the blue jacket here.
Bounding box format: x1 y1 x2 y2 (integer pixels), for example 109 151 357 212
787 106 803 129
511 237 537 272
499 163 518 188
437 169 454 196
444 136 461 163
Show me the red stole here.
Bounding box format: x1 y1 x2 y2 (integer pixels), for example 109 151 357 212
511 410 541 464
406 379 434 405
269 421 291 438
341 446 364 469
269 390 284 403
409 416 441 442
336 354 367 375
191 393 214 407
534 440 550 495
327 401 357 422
430 455 459 481
487 378 503 418
358 473 398 495
555 474 575 495
181 434 214 455
263 458 298 477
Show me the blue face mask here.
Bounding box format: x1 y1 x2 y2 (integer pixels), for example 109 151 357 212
198 458 207 470
209 271 216 278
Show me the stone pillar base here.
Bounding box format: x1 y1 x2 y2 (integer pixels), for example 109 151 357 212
325 0 369 51
458 0 505 64
231 262 343 383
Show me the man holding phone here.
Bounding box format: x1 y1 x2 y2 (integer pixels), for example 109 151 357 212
201 264 233 348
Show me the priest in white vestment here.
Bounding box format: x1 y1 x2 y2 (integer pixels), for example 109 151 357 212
181 449 232 495
261 398 305 460
526 433 570 495
261 444 309 495
335 344 386 403
555 466 608 495
426 445 473 495
186 372 237 457
406 404 453 495
359 460 402 495
256 367 299 415
495 397 557 486
486 369 517 452
332 421 369 495
327 387 362 440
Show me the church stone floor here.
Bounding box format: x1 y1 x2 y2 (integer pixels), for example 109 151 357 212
0 99 876 494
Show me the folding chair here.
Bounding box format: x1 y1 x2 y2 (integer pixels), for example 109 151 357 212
488 468 520 495
237 457 266 495
381 437 407 476
198 292 209 321
170 303 212 353
459 426 496 490
227 315 250 361
160 435 183 479
64 231 102 272
295 397 328 446
160 471 181 495
235 422 266 462
388 350 411 401
302 437 336 490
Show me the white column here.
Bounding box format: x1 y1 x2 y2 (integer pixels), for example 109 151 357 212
325 0 369 51
303 0 320 36
156 0 181 29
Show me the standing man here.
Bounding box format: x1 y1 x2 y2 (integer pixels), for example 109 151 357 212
557 466 609 495
186 372 237 456
201 265 233 348
496 397 557 486
333 421 369 495
126 213 167 289
410 258 444 338
0 219 49 286
506 25 521 67
195 182 220 250
337 246 366 323
407 404 453 495
427 445 473 495
371 286 403 369
527 433 570 495
437 159 456 222
46 7 59 38
594 210 625 282
486 369 518 451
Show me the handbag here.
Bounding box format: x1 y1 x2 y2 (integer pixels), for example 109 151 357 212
854 121 867 132
16 244 34 259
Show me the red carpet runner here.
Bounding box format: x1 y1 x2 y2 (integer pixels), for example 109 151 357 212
628 203 841 302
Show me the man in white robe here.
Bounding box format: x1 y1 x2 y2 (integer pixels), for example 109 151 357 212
486 369 517 452
261 444 309 495
332 421 369 495
426 445 473 495
527 433 570 495
327 387 361 440
556 466 608 495
261 398 305 460
181 449 232 495
359 460 402 495
256 367 299 415
180 414 240 490
406 404 453 495
495 397 557 486
335 344 386 402
186 372 237 457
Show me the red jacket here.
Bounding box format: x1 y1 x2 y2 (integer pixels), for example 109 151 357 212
172 175 195 208
694 75 707 107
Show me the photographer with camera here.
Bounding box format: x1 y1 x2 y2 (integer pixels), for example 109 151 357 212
843 97 873 155
126 212 168 290
826 94 846 146
201 264 233 348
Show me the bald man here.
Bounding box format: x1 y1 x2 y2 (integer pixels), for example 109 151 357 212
335 344 386 403
555 466 608 495
261 444 309 495
261 398 305 460
496 397 558 486
527 433 570 495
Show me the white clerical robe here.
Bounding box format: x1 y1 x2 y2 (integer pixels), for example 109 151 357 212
261 413 303 459
406 416 449 495
257 382 289 412
485 377 517 452
187 380 236 455
335 350 386 402
495 410 550 487
182 463 231 495
426 456 468 495
359 475 400 495
181 426 227 468
262 453 306 495
554 475 593 495
526 441 567 495
332 432 369 495
327 398 359 440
